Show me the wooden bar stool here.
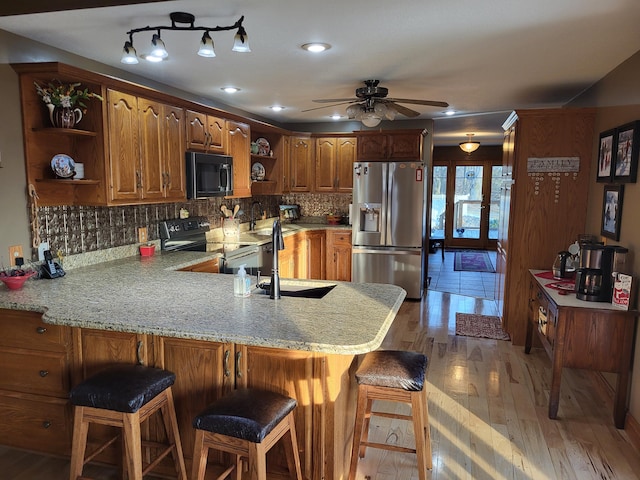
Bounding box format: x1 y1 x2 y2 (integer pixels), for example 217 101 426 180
349 350 432 480
191 388 302 480
69 364 187 480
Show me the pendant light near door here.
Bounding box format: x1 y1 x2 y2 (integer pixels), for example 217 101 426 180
459 133 480 154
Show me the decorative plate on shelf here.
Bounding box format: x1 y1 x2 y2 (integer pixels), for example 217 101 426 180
251 162 266 181
51 154 76 178
255 137 270 156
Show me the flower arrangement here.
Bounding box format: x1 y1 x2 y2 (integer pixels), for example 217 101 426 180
34 80 103 113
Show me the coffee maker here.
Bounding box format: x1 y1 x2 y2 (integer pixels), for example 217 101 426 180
575 244 628 302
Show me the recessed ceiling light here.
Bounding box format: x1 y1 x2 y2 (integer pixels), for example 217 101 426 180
330 114 342 120
301 43 331 53
270 106 284 112
221 86 240 93
445 110 456 116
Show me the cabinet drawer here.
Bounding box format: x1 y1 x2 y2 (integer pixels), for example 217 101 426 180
329 231 352 245
0 348 69 396
0 310 69 351
0 393 71 456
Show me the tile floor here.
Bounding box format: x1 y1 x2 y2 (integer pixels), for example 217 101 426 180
427 249 497 300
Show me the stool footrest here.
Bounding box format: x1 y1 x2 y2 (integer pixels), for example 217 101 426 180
83 434 120 465
368 410 412 421
360 440 417 455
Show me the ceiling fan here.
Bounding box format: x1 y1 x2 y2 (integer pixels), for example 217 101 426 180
304 80 449 126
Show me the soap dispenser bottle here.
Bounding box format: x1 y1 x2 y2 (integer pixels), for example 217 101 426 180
234 264 251 297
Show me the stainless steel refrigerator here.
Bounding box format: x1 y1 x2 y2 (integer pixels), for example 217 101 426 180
351 161 427 299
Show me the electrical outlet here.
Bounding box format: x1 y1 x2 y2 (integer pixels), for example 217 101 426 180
138 227 148 243
38 242 49 261
9 245 23 267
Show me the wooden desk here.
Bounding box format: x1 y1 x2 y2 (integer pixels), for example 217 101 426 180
526 270 637 429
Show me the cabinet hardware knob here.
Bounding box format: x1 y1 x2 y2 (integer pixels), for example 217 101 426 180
235 351 242 378
39 370 49 377
135 171 142 188
223 350 231 377
36 327 47 334
42 421 52 429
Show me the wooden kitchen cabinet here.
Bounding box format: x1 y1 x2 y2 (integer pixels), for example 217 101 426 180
356 130 424 160
108 91 187 203
225 119 252 198
13 63 108 206
314 136 356 193
498 109 595 345
0 309 73 456
289 135 314 192
304 230 326 279
178 257 219 273
526 272 638 428
185 110 225 153
326 230 352 281
138 98 186 201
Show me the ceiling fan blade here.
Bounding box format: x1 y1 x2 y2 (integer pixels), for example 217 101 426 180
386 98 449 108
387 102 420 118
312 98 358 103
301 101 358 113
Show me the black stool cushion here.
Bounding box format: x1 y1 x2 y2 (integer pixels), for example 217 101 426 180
70 365 176 413
356 350 427 391
193 388 297 444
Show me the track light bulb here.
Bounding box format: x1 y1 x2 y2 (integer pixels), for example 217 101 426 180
150 33 168 59
121 41 138 64
198 31 216 57
232 26 251 52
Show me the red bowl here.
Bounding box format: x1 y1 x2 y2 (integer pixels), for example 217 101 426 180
139 244 156 257
0 271 36 290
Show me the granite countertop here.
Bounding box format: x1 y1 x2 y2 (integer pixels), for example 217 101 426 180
0 248 405 355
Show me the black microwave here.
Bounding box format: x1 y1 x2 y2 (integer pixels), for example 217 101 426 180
186 151 233 198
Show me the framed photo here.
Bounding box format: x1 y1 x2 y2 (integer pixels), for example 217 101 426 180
596 129 615 182
601 184 624 241
613 121 639 183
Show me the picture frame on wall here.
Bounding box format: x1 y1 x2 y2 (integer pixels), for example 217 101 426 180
597 129 616 182
613 121 639 183
601 184 624 241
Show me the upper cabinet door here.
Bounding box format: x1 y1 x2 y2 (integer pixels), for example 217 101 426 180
162 104 186 201
387 133 422 159
107 90 141 202
357 135 387 159
290 137 313 192
226 120 251 198
335 137 356 192
138 98 166 201
314 137 337 192
186 110 225 153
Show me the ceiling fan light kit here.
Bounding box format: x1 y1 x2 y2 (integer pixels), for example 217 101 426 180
307 80 449 127
459 133 480 153
121 11 250 64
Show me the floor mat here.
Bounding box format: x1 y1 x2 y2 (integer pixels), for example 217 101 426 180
455 313 510 340
454 250 495 273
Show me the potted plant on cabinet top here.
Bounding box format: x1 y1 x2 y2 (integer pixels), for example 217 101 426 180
34 80 103 129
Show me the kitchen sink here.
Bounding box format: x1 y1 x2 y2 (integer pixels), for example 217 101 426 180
251 226 293 237
256 282 336 299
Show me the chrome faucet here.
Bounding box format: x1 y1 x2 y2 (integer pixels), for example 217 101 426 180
270 219 285 299
249 201 262 231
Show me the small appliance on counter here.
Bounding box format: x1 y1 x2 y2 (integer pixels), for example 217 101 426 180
552 251 576 279
575 243 629 302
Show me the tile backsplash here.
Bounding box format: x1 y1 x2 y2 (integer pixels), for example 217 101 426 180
33 193 351 258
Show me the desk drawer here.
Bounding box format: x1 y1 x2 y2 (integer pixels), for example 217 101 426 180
0 348 69 396
0 310 69 351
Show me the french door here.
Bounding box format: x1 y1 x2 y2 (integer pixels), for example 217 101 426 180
431 159 502 250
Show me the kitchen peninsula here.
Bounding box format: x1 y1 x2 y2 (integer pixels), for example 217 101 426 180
0 251 406 480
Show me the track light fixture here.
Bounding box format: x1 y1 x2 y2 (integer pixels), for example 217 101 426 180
121 11 250 64
459 133 480 154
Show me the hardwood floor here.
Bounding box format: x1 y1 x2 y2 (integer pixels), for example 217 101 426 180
2 289 640 479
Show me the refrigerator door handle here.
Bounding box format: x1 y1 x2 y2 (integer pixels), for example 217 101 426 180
380 163 389 245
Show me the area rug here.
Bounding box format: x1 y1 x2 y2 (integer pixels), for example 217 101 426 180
454 250 495 273
455 313 511 341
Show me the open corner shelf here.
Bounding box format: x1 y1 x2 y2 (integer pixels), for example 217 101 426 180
32 127 97 137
